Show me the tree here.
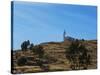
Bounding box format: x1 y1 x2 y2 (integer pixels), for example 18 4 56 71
66 39 91 70
66 39 80 69
79 49 91 69
29 43 34 50
17 56 27 66
21 40 30 51
27 40 30 48
81 39 85 41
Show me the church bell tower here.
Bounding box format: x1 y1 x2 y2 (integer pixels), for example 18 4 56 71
63 30 66 41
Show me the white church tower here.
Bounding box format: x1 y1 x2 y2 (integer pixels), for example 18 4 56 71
63 30 66 41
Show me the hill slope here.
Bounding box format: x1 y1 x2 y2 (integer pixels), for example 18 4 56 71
12 40 97 73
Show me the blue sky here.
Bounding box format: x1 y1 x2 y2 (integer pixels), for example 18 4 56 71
13 1 97 49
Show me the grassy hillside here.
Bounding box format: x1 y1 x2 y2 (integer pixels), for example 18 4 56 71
12 40 97 74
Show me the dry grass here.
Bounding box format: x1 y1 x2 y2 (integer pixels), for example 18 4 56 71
12 40 97 73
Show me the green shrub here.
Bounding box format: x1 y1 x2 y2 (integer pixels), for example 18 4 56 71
17 56 27 66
